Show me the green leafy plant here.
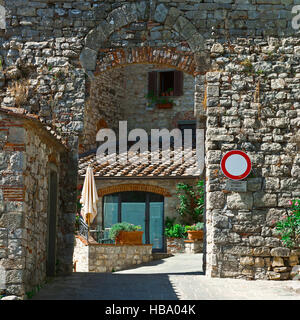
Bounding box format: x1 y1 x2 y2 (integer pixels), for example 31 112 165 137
165 217 175 230
276 199 300 248
165 223 186 238
26 284 43 300
109 222 142 240
145 91 173 107
185 222 204 232
75 184 83 230
176 180 205 225
241 58 254 74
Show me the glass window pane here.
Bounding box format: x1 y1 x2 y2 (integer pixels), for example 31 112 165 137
121 192 146 243
103 194 119 229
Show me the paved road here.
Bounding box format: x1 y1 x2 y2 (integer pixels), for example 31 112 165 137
32 254 300 300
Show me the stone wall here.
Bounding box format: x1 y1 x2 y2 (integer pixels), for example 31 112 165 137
0 0 299 282
74 236 153 272
166 238 203 254
0 0 297 143
184 240 203 254
0 110 71 298
204 37 300 280
81 63 195 151
166 238 185 254
121 64 195 133
81 68 125 152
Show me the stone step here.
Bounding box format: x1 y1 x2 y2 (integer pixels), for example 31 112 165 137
152 252 173 260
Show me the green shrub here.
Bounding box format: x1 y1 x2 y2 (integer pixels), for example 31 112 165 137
276 199 300 248
176 180 204 225
165 223 186 238
109 222 141 240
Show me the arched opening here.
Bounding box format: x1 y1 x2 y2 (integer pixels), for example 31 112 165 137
77 3 209 275
78 55 206 272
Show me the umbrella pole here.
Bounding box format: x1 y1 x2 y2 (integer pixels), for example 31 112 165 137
86 213 90 241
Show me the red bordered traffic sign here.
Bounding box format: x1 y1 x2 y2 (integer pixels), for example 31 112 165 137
220 150 251 180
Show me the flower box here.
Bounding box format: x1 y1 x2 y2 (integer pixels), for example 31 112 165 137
157 102 173 109
187 230 203 241
115 231 144 245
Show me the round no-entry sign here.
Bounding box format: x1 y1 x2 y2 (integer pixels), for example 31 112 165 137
220 150 251 180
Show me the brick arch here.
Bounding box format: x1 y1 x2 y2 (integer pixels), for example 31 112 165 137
80 3 205 73
94 47 197 76
97 183 172 198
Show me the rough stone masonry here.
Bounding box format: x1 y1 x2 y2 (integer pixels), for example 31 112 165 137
0 0 299 297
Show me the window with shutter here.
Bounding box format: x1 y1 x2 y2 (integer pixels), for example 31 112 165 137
178 120 196 148
148 71 158 97
174 70 183 96
147 70 184 97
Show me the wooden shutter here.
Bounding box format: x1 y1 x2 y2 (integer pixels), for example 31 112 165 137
148 71 158 96
174 70 183 96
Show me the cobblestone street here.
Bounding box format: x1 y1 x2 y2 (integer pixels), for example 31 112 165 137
32 254 300 300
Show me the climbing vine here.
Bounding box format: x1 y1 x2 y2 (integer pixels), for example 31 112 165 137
176 180 205 225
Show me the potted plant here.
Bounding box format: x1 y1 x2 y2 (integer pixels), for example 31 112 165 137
164 217 187 253
167 88 174 96
109 222 143 245
145 91 173 109
157 98 173 109
185 222 204 240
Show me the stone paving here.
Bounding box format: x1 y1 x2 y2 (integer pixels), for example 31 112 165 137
32 254 300 300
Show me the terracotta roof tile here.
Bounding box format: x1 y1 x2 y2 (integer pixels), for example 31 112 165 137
78 148 201 178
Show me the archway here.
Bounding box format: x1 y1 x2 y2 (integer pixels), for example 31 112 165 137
79 3 207 74
78 2 209 275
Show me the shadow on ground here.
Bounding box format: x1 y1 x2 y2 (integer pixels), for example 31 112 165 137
32 272 196 300
32 255 204 300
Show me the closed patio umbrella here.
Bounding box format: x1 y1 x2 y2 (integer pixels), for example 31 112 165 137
80 165 99 227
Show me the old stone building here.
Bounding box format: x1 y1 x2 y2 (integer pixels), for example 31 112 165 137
0 107 75 297
0 0 299 298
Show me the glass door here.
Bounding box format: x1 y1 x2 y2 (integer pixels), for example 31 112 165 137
149 193 164 251
103 191 164 251
103 194 119 229
121 192 146 244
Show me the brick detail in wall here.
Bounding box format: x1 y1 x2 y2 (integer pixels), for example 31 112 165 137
94 47 196 76
97 183 172 197
1 186 25 201
3 143 25 151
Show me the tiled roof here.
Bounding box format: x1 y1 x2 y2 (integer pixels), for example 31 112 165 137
78 148 201 178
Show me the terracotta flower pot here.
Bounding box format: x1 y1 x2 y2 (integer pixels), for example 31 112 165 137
187 230 203 241
157 102 173 109
115 231 144 245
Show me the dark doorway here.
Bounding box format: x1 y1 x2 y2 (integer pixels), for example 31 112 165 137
46 170 58 277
